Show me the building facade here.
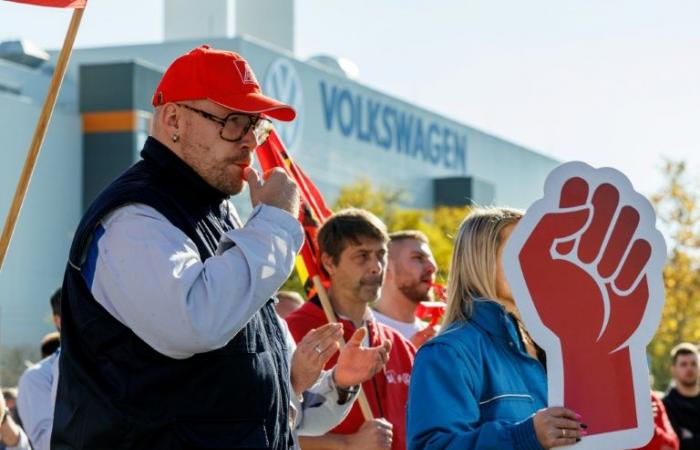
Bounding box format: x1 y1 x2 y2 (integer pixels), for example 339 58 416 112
0 34 558 349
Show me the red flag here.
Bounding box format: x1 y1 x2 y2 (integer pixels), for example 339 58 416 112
5 0 86 8
256 130 332 298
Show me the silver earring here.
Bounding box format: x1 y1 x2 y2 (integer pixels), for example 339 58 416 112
172 134 179 142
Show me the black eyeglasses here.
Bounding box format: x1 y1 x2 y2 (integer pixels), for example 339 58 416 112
176 103 273 144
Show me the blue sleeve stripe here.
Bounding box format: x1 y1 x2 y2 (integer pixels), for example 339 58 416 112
82 224 105 290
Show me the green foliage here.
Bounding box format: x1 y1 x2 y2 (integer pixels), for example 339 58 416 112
334 178 471 283
281 269 304 294
648 160 700 390
334 178 407 228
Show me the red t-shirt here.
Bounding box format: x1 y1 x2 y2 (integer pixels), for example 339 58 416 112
286 300 416 450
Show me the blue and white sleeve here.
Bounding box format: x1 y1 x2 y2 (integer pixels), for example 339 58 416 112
277 316 356 436
83 203 303 359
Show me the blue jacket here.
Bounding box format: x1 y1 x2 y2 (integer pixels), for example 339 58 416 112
407 299 548 450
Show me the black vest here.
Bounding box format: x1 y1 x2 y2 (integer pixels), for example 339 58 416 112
52 137 292 449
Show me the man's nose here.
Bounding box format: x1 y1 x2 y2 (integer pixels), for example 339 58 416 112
425 259 437 276
240 126 258 150
369 256 383 274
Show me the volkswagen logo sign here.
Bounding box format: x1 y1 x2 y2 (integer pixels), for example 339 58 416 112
263 58 303 153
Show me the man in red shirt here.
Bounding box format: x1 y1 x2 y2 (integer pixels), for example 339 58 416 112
286 208 416 450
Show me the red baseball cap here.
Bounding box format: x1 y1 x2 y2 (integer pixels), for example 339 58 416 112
152 45 296 122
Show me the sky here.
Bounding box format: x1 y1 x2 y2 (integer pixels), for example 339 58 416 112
1 0 699 197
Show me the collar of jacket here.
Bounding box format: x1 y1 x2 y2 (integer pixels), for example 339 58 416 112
468 298 520 342
141 136 229 205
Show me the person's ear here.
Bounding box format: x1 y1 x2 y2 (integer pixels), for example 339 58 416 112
321 252 336 277
160 103 181 135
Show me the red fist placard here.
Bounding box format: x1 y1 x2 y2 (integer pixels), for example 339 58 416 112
504 162 666 450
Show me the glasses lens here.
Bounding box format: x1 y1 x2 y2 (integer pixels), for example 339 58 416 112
221 115 250 141
253 119 273 145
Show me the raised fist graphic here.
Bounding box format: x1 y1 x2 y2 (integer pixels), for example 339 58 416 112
504 163 666 449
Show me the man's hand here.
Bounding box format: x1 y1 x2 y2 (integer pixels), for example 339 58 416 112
409 325 437 348
343 418 393 450
0 383 21 447
245 167 300 216
334 328 392 388
291 323 343 395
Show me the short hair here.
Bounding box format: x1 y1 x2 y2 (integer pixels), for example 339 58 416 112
389 230 429 246
317 209 388 269
671 342 699 365
41 331 61 358
388 231 430 262
2 388 17 402
50 287 61 317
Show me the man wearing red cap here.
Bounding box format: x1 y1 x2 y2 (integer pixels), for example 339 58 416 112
50 46 337 449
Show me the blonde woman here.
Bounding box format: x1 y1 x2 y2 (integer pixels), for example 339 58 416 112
407 207 587 450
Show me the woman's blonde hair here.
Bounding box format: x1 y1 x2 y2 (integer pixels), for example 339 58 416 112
442 207 523 329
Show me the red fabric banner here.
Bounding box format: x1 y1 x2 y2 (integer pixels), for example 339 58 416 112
256 130 332 298
5 0 86 8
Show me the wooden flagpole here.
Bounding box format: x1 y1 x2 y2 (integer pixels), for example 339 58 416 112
312 275 375 421
0 7 85 270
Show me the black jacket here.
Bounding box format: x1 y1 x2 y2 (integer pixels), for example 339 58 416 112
52 137 292 449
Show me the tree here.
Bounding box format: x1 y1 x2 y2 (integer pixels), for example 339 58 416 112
648 160 700 390
282 178 471 295
334 178 406 227
334 178 471 284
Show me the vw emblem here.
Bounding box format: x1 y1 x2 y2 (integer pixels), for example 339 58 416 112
263 58 303 153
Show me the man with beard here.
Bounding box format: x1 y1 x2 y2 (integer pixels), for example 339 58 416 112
52 46 395 450
664 343 700 450
52 46 304 450
373 231 438 348
286 209 416 450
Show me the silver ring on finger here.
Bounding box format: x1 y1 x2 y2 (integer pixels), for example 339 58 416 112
314 345 322 356
561 428 567 438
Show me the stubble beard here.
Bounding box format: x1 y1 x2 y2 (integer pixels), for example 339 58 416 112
397 278 431 304
679 375 699 390
180 138 243 195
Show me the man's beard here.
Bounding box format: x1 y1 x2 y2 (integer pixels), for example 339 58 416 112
679 376 699 389
398 279 431 304
179 137 245 195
